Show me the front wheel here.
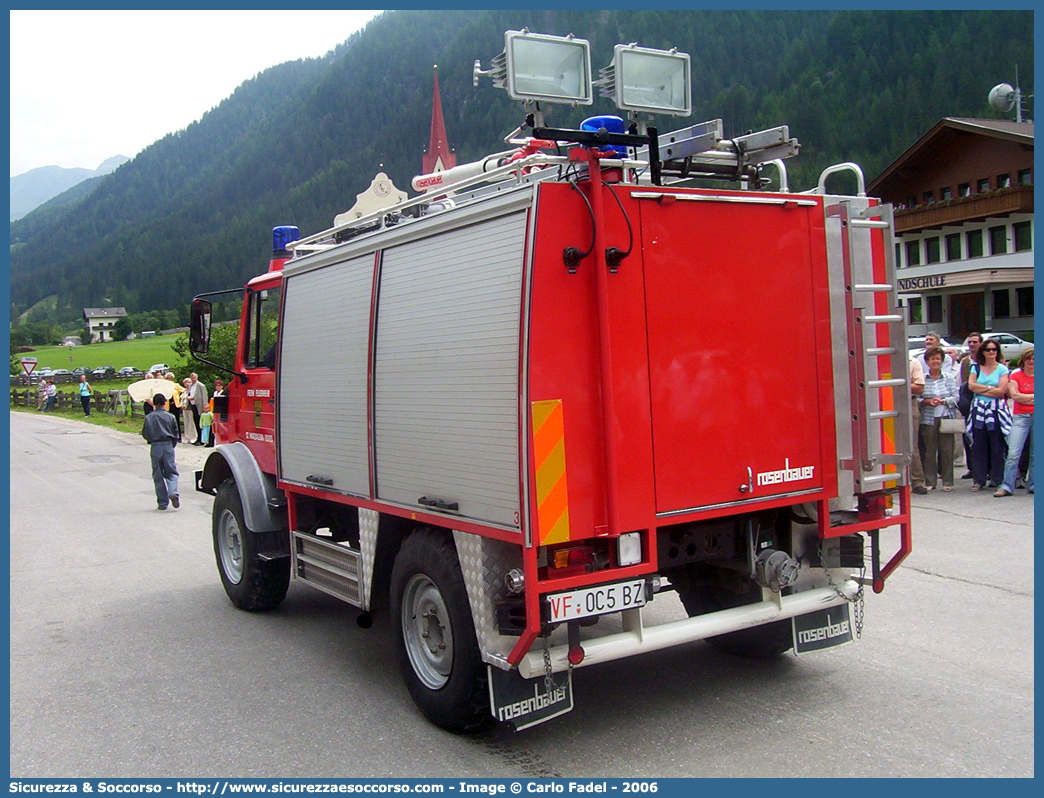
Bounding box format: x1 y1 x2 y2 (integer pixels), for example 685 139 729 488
213 480 290 611
390 529 491 732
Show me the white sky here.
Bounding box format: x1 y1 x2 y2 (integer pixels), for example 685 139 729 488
9 9 383 177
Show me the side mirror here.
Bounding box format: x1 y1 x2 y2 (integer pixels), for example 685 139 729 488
190 299 213 354
213 393 230 422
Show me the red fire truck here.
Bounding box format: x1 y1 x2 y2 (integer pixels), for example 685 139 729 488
189 34 913 732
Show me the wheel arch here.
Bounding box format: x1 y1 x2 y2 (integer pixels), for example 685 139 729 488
368 514 423 613
200 442 285 533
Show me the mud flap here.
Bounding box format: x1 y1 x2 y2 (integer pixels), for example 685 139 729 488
488 665 573 730
792 603 854 654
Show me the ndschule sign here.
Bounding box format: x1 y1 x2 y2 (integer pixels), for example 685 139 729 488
897 275 946 291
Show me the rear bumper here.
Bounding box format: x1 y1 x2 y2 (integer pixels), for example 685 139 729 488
516 581 857 678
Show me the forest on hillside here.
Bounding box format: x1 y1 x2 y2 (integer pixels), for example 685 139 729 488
9 9 1034 331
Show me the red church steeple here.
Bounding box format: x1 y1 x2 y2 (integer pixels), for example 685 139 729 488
422 65 456 175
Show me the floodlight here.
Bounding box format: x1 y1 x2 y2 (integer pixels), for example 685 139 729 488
597 44 691 116
474 29 592 106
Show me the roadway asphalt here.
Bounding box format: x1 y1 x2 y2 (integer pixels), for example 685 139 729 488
8 411 1035 778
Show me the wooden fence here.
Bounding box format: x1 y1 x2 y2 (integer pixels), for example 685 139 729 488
10 387 146 418
10 371 144 388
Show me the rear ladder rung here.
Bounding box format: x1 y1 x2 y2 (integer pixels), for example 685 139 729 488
867 378 907 388
854 283 894 292
860 472 906 485
864 314 904 324
869 454 909 465
850 219 890 229
868 410 900 420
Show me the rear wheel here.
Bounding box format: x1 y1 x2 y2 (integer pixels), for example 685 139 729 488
390 528 491 732
213 480 290 611
672 564 793 659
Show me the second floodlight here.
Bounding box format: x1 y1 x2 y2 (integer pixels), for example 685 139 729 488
598 44 691 116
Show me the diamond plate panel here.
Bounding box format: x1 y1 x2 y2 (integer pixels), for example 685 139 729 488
358 508 380 609
454 531 523 664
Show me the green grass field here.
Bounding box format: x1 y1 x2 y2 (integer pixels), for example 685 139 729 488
19 335 187 373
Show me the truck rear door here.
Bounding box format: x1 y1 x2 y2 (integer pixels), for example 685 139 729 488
637 191 831 514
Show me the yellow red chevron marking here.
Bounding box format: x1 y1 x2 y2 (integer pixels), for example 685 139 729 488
879 370 900 487
532 400 570 545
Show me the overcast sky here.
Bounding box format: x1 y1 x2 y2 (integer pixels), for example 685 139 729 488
9 9 383 177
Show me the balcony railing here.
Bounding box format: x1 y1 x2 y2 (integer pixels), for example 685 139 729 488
894 185 1033 234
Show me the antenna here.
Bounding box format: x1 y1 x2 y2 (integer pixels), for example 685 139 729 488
989 66 1031 123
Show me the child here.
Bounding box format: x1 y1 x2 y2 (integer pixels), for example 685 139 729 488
199 409 214 446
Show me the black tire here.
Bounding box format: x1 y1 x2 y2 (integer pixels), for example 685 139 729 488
213 479 290 611
672 565 793 659
390 528 492 733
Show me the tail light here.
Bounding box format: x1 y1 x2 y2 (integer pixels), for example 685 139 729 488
552 546 595 571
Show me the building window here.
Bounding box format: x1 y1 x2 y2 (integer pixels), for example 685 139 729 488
925 237 941 264
922 190 934 204
967 229 984 258
926 295 942 324
997 173 1011 189
1016 287 1034 316
905 239 921 266
1013 221 1032 252
990 225 1008 255
940 187 952 200
977 178 990 193
1018 168 1032 186
958 183 971 197
908 297 923 324
895 243 902 266
907 195 917 209
945 234 962 261
993 289 1011 318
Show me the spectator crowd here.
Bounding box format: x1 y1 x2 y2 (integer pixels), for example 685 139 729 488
910 332 1033 498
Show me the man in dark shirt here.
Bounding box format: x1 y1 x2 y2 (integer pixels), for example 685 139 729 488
141 393 180 510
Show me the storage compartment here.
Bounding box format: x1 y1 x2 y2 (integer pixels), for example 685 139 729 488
638 194 828 514
278 253 375 496
373 210 529 527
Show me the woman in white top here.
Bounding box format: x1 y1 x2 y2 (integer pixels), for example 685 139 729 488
918 347 959 491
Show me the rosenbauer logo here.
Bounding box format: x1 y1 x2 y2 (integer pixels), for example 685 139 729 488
414 174 445 190
797 617 851 645
756 458 815 487
496 681 569 723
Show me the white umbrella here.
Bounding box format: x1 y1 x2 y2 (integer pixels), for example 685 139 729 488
126 378 177 403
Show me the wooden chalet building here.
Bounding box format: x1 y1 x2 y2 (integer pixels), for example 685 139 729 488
868 117 1033 341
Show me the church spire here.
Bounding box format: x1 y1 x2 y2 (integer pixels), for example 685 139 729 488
422 65 456 175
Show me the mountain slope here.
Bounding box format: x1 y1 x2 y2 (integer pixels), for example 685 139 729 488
9 9 1033 323
10 156 129 221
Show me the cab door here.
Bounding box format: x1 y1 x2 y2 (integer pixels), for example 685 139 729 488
237 283 280 474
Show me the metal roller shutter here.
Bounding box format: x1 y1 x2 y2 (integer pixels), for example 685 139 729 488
375 211 527 527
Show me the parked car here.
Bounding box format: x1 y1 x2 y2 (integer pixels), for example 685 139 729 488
981 332 1032 363
118 366 137 376
148 363 170 375
71 367 91 376
49 368 71 376
908 335 965 360
92 366 116 377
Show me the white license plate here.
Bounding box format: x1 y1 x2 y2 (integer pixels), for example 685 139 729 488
546 580 647 623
